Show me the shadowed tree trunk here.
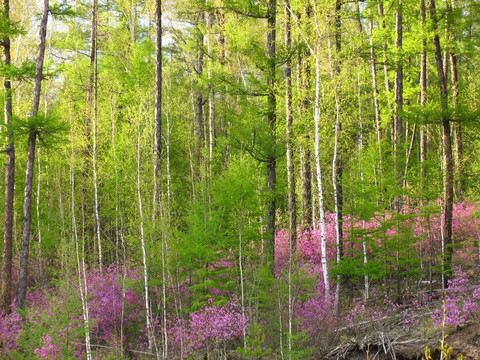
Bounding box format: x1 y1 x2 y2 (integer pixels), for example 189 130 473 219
298 6 312 230
285 0 295 355
394 0 404 212
448 1 462 200
0 0 15 314
195 8 204 172
429 0 453 288
265 0 277 269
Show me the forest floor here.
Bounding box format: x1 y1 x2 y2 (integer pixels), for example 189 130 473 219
328 323 480 360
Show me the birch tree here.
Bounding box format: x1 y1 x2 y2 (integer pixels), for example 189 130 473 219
16 0 49 309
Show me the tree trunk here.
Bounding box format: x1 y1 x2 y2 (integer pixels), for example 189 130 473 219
90 0 102 269
205 5 215 165
195 10 204 172
285 0 296 253
137 111 154 351
369 16 381 147
154 0 162 209
334 0 343 261
448 11 462 200
265 0 277 269
314 54 329 297
284 0 295 355
71 125 93 360
420 0 427 199
299 33 312 229
16 0 49 309
394 0 404 212
429 0 453 288
1 0 15 314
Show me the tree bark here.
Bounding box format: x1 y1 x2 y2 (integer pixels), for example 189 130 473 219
137 111 154 351
284 0 295 355
429 0 453 288
314 54 329 297
420 0 427 198
299 8 312 229
154 0 162 209
1 0 15 314
369 16 381 147
394 0 404 212
195 10 204 172
448 3 462 199
91 0 101 269
16 0 49 309
285 0 296 253
265 0 276 269
334 0 343 259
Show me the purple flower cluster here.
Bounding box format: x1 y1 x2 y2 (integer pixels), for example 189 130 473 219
432 270 480 328
166 299 248 356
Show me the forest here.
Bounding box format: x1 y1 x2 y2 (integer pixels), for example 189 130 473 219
0 0 480 358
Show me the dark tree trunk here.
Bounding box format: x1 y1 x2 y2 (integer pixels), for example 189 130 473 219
429 0 453 288
16 0 49 309
1 0 14 314
449 43 462 200
195 10 204 172
265 0 276 268
299 6 312 230
394 0 404 212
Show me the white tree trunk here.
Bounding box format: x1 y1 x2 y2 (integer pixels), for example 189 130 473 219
332 79 340 310
357 65 369 299
314 54 329 297
137 112 154 351
70 126 92 360
238 227 246 349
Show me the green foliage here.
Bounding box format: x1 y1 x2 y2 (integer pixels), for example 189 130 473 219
7 112 68 146
0 61 36 80
49 1 76 19
236 321 272 359
14 281 86 359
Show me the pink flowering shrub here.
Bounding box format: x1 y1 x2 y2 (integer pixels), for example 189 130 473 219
432 270 480 328
33 334 62 360
0 308 22 354
87 265 144 346
166 299 248 357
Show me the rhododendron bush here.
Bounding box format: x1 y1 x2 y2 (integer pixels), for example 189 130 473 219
1 203 480 358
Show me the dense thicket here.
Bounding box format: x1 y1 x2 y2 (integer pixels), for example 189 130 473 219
1 0 480 358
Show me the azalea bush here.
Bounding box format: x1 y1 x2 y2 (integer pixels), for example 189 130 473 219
1 203 480 358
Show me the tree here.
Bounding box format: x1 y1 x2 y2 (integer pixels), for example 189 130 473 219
0 0 15 314
428 0 453 288
265 0 276 269
16 0 49 310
